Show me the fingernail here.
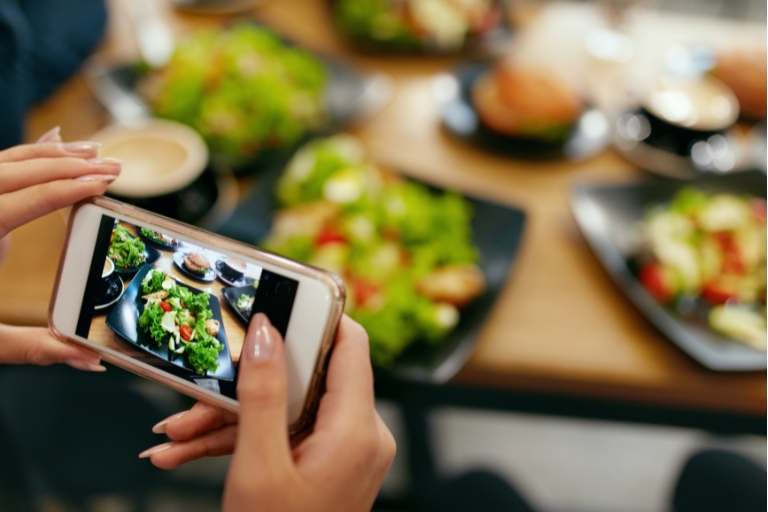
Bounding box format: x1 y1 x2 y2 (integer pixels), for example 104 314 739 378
62 141 102 153
152 411 188 434
139 442 173 459
76 174 118 183
244 313 274 363
64 359 107 372
37 126 62 144
87 157 122 166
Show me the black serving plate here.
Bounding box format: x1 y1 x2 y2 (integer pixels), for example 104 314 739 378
217 150 527 383
106 265 235 380
222 285 257 326
215 261 256 288
571 170 766 371
86 33 391 175
438 63 611 161
173 252 217 282
110 239 162 277
327 0 511 57
94 274 125 311
136 226 184 250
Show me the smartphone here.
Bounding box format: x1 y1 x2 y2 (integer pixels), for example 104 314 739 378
49 197 345 434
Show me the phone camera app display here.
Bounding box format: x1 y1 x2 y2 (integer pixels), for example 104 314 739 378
75 216 299 399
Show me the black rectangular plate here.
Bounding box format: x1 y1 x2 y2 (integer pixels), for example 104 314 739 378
221 285 256 326
572 170 766 371
105 265 236 380
216 154 526 383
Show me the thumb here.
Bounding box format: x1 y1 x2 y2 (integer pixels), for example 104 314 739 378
232 313 292 470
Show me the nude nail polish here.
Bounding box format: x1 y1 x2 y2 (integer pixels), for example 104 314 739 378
152 411 188 434
87 157 122 166
63 141 102 153
244 313 275 363
37 126 62 144
139 442 173 459
76 175 118 183
64 359 106 372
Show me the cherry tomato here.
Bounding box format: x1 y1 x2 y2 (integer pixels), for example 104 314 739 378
316 226 347 246
179 324 193 342
353 279 380 308
702 275 739 305
714 232 744 274
160 302 172 313
639 262 677 303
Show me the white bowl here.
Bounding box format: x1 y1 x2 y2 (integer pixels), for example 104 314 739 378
90 119 209 198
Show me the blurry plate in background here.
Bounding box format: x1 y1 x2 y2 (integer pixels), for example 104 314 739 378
572 170 766 371
85 50 391 174
172 0 264 14
437 64 611 161
327 0 511 57
217 155 527 383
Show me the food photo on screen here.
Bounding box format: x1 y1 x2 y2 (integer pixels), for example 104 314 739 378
73 216 298 399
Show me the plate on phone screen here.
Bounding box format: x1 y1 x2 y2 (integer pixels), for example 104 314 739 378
217 153 527 383
106 265 236 380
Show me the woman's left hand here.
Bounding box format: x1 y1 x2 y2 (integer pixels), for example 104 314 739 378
0 126 122 371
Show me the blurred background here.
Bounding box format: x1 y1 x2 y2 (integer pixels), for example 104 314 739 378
0 0 765 511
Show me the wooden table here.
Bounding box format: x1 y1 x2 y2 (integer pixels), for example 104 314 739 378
0 0 764 423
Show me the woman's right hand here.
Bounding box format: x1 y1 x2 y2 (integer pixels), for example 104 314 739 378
144 315 396 512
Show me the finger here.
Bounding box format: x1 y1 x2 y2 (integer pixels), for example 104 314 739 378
232 313 292 470
0 176 117 238
0 156 121 195
0 324 105 370
314 315 375 429
154 401 238 440
140 425 238 470
0 141 101 164
36 126 62 144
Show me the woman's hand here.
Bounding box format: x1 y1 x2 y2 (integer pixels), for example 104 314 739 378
143 315 396 512
0 126 121 371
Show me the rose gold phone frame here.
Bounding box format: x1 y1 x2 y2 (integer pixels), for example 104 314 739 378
48 196 346 435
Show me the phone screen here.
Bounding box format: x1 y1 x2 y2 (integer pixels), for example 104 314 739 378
74 215 299 399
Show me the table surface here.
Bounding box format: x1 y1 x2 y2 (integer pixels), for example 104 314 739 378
0 0 764 417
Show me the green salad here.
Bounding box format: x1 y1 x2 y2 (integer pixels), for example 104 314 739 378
235 293 254 318
140 227 178 247
333 0 501 53
140 24 327 163
263 135 485 365
109 225 146 270
138 269 224 375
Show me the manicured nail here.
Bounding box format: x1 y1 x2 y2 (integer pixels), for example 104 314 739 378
76 174 118 183
139 442 173 459
244 313 274 363
37 126 62 144
63 141 102 153
87 157 122 166
152 411 188 434
64 358 107 372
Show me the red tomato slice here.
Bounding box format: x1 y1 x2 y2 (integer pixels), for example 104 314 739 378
714 232 744 274
316 226 347 246
160 302 172 313
179 324 193 342
702 276 739 305
353 279 381 308
639 262 677 303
